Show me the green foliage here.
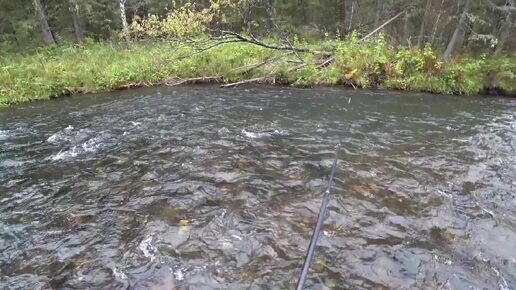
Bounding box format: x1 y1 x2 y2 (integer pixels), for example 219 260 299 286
332 36 514 96
1 36 515 106
482 56 516 94
335 32 392 88
129 0 239 39
293 64 320 87
0 40 270 105
130 4 211 38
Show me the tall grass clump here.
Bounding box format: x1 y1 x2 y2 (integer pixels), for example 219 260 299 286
0 39 272 105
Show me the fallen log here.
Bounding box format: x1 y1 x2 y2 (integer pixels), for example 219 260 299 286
220 77 269 88
164 76 222 86
117 82 151 90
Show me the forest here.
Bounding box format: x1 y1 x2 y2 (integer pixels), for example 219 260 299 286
0 0 515 105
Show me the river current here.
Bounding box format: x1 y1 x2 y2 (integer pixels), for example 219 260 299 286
1 86 515 289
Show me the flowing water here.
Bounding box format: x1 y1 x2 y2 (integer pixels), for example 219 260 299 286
0 86 515 290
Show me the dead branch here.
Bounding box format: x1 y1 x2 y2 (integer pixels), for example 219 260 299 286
220 77 269 88
211 29 332 56
316 57 335 69
175 39 243 60
273 22 306 63
164 76 222 86
235 51 294 74
288 63 308 72
287 59 305 64
485 0 516 12
359 9 408 42
286 57 335 73
117 82 151 90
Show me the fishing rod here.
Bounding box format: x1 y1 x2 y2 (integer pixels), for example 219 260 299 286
296 143 341 290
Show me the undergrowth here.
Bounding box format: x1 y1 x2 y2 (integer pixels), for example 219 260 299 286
0 34 514 106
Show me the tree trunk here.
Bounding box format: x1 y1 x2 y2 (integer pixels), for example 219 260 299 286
32 0 56 45
266 0 276 31
404 12 410 46
245 0 253 35
443 0 470 60
119 0 130 44
374 0 381 29
300 0 311 26
417 0 432 48
69 0 82 43
348 1 355 31
339 0 346 36
430 0 445 45
495 0 514 54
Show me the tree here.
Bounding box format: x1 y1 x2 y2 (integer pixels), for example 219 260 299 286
266 0 276 30
32 0 56 45
69 0 83 42
430 0 445 45
338 0 346 36
374 0 382 29
119 0 130 44
444 0 470 59
417 0 432 48
0 0 512 56
495 0 514 53
244 0 254 34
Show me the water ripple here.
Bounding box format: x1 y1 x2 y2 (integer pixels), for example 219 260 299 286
0 86 515 289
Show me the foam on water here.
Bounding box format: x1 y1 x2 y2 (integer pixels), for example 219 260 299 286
50 137 102 161
139 235 158 261
172 267 185 281
0 129 9 140
241 128 262 139
46 125 74 143
113 267 128 280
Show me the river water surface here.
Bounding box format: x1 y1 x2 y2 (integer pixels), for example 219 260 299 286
1 86 515 290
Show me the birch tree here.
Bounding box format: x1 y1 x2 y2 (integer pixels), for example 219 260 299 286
119 0 130 44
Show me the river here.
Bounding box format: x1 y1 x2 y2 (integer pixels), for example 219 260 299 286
1 86 515 290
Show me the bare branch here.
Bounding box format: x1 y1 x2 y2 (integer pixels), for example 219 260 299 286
164 76 222 86
359 9 408 42
210 29 331 55
235 51 294 74
484 0 516 12
220 77 269 88
316 57 335 69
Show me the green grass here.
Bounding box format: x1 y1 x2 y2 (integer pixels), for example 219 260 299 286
1 36 514 106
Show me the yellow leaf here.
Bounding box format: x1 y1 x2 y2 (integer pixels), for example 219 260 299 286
353 185 371 197
345 68 358 80
179 219 189 226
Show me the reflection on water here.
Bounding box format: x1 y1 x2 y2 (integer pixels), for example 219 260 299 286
0 86 515 289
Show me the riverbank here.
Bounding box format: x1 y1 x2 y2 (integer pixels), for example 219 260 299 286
1 37 515 106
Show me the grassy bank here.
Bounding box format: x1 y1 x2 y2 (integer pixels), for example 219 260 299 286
1 35 515 106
